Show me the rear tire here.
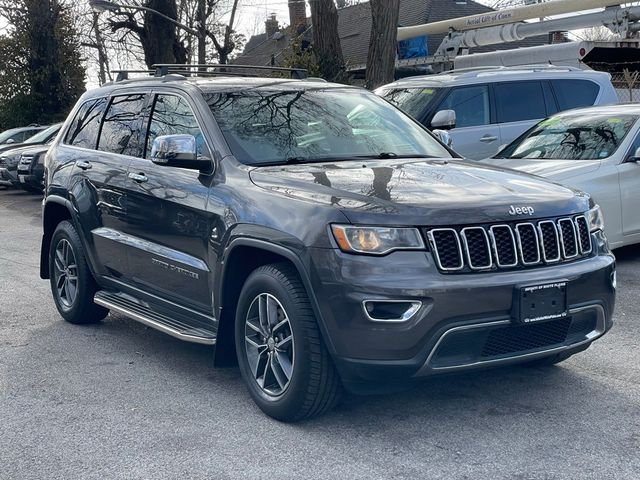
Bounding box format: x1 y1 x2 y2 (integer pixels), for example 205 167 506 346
49 221 109 324
235 263 341 421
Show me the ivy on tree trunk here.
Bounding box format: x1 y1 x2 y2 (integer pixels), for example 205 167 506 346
365 0 400 90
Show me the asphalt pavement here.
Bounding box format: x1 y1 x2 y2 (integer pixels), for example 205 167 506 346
1 187 639 480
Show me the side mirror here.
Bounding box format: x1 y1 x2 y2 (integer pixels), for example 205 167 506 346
628 146 640 162
431 109 456 130
5 138 15 145
432 129 453 148
150 134 211 171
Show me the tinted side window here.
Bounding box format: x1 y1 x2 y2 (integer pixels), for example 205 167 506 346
438 86 490 128
98 94 146 156
65 98 107 149
552 80 600 111
145 94 207 159
494 82 547 123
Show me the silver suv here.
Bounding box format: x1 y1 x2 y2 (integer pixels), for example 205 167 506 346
376 66 618 159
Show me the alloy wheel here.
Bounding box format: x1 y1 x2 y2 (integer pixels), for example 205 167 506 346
244 293 294 397
53 238 78 309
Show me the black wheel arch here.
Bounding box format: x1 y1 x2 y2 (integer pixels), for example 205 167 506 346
41 196 75 279
213 237 336 367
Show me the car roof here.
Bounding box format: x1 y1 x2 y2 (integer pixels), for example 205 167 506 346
87 75 357 98
381 65 611 89
2 125 44 133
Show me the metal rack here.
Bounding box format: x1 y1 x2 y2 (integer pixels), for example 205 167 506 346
111 64 308 82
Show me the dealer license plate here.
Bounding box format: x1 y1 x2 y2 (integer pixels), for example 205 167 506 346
516 281 567 324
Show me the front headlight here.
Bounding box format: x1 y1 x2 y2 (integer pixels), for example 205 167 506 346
587 205 604 232
331 225 425 255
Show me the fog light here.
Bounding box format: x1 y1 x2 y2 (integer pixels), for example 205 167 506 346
362 300 421 322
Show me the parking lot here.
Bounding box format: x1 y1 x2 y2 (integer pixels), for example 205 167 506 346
0 187 639 479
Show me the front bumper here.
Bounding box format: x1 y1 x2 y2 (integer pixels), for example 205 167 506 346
0 167 17 186
307 231 615 387
16 173 41 189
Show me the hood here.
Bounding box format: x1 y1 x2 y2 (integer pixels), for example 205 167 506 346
481 158 601 182
249 158 589 226
20 145 49 157
0 142 41 155
0 145 43 166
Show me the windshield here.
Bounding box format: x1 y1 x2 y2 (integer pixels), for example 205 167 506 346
378 86 441 119
204 88 451 165
25 124 60 144
499 114 638 160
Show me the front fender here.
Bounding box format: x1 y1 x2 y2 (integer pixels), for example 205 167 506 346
216 230 337 355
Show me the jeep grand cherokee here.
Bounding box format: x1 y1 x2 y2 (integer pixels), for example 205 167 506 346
40 67 615 421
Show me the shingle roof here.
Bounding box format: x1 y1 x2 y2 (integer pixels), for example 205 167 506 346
234 0 549 71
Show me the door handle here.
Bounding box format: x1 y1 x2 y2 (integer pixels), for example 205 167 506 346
75 160 92 170
128 172 148 184
479 135 498 143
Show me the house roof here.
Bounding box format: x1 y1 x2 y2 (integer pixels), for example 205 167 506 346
234 0 549 71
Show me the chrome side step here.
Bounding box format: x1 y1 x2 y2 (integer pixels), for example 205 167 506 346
94 291 216 345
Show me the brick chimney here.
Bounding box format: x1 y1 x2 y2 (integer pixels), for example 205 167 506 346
288 0 307 30
265 13 279 38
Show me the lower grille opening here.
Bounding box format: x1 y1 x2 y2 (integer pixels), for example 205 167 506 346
481 318 571 357
429 312 599 370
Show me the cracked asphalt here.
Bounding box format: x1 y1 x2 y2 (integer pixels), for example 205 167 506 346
1 187 639 480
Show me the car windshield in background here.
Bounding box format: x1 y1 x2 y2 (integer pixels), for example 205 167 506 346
501 114 637 160
25 124 59 144
204 88 451 165
379 86 440 119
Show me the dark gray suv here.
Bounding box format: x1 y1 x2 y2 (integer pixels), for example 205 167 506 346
40 66 615 421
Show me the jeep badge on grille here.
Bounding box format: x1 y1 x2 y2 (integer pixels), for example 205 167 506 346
508 205 535 216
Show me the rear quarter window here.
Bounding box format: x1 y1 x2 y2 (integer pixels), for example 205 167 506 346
494 81 547 124
551 79 600 111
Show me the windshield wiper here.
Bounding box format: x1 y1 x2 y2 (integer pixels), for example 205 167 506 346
253 152 438 167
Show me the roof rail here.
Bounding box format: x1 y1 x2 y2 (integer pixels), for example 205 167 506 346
152 64 308 79
440 64 582 77
113 70 153 82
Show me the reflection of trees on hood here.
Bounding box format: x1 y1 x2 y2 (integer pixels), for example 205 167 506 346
365 167 394 202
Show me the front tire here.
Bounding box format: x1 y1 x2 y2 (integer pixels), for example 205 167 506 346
49 221 108 324
235 263 341 421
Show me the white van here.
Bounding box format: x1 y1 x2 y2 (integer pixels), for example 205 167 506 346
376 65 618 160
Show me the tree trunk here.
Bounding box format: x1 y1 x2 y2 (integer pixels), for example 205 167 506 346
142 0 182 67
365 0 400 90
197 0 206 66
309 0 346 83
91 12 110 84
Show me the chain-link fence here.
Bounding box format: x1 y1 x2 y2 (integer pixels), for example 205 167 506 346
611 70 640 103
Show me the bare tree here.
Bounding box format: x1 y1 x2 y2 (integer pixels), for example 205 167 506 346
365 0 399 89
576 25 618 42
309 0 346 82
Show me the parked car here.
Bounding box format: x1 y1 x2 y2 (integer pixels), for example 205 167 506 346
16 145 48 193
376 65 618 159
482 104 640 249
0 124 46 146
40 68 615 421
0 124 61 187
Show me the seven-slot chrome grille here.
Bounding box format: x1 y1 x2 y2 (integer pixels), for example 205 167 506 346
426 215 592 273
